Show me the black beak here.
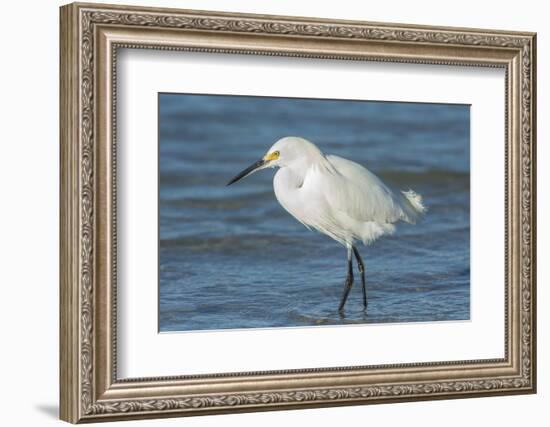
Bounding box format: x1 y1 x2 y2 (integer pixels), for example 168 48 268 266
226 159 266 186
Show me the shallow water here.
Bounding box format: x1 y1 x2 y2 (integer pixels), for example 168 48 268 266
158 94 470 332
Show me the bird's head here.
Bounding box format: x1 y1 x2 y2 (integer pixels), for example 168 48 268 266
226 137 322 186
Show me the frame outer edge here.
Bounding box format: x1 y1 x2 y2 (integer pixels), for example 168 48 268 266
59 2 537 422
529 33 537 393
60 3 80 424
69 1 536 37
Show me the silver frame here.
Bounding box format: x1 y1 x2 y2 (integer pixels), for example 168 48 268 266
60 2 536 423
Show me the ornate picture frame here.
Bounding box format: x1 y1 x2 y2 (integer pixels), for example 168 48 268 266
60 2 536 423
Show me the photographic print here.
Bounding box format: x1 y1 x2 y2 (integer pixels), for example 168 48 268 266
159 94 470 332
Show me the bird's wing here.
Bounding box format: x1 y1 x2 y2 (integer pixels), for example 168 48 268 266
317 155 406 224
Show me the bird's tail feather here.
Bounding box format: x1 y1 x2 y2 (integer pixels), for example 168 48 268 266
400 189 427 224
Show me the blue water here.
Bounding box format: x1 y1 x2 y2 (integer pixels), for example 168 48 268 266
158 93 470 332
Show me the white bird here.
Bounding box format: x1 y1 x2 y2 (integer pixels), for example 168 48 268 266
227 136 426 312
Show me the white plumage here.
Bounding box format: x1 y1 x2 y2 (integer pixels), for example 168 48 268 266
227 136 426 311
270 137 426 246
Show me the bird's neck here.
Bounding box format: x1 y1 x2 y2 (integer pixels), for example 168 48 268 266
278 154 334 189
276 164 306 190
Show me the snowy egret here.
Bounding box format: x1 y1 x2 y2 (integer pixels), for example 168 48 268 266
227 136 426 312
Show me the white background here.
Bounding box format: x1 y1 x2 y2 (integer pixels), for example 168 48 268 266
0 1 546 426
118 50 504 377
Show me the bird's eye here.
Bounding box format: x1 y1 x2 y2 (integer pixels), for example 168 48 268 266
263 150 280 162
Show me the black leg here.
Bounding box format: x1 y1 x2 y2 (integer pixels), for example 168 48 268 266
338 247 354 312
353 246 367 310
